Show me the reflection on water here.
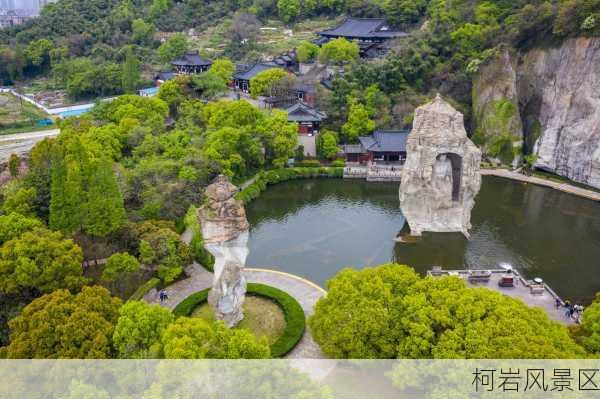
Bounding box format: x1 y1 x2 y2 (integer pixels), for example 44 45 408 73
246 177 600 303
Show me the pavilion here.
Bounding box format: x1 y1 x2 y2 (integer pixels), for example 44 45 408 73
171 50 212 74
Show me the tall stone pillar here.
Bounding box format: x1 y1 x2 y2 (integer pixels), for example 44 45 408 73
399 94 482 237
198 175 249 327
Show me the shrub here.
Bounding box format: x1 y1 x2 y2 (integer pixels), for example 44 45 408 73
247 283 305 358
172 288 210 317
330 159 345 167
172 283 306 357
129 277 160 301
235 167 343 204
294 159 322 168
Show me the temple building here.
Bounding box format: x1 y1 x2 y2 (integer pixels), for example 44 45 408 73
172 50 212 74
316 18 407 58
285 101 326 135
342 130 409 163
233 62 282 93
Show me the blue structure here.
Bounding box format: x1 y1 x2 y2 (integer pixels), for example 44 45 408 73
139 87 159 97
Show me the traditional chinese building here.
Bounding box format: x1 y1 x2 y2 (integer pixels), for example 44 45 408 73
342 130 409 163
316 18 407 58
232 62 282 93
285 101 326 135
171 50 212 74
154 71 175 86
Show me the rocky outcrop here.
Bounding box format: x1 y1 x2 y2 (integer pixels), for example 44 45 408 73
472 48 523 165
199 175 249 327
473 38 600 188
400 95 482 237
520 37 600 188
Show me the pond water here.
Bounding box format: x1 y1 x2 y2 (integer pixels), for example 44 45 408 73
245 177 600 303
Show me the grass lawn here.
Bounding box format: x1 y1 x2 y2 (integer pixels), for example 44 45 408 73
0 92 54 135
191 296 286 344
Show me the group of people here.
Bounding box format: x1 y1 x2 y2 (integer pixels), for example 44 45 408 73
557 299 584 323
159 290 169 303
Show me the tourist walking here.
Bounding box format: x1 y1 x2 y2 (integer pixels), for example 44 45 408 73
159 290 168 303
555 298 562 308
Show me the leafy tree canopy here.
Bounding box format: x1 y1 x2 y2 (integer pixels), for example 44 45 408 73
2 286 121 358
309 263 585 359
102 252 140 281
0 227 87 296
161 317 270 359
112 300 174 358
319 38 360 64
249 68 288 98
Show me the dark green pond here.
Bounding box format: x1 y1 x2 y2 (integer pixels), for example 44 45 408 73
245 177 600 303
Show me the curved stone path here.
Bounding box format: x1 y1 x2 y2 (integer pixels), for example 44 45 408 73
143 263 328 360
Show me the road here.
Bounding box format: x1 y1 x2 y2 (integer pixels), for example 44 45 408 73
0 128 60 162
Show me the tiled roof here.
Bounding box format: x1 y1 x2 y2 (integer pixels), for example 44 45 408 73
171 51 212 67
233 62 281 80
285 102 327 122
155 71 175 81
359 130 409 152
318 18 407 39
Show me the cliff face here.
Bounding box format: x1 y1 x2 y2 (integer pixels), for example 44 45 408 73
472 48 523 165
473 38 600 188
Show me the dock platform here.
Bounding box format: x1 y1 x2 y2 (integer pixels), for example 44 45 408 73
427 268 575 325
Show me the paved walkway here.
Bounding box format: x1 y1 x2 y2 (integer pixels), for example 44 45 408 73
482 169 600 202
143 264 329 360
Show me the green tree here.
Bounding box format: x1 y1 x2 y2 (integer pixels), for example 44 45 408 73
579 294 600 354
296 41 320 63
249 68 288 98
210 58 235 82
0 213 44 245
101 252 140 281
1 286 121 358
24 39 53 70
131 18 155 45
1 186 37 217
83 157 127 238
191 71 229 100
158 33 189 63
161 317 270 359
150 0 171 20
341 98 375 143
157 77 188 115
0 227 86 295
257 110 298 167
112 300 174 358
317 130 338 160
8 154 19 178
309 263 584 359
203 126 263 178
309 264 419 358
122 47 140 94
134 222 192 283
277 0 301 22
319 38 360 64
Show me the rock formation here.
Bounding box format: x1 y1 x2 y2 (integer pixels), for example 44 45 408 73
199 175 249 327
400 95 482 237
473 38 600 188
472 48 523 166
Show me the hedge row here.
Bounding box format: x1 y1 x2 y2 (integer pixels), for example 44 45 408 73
172 288 211 317
171 283 306 358
236 167 343 204
129 277 160 301
246 283 306 358
184 206 215 272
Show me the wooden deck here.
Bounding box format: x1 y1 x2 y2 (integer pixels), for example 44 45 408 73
427 268 575 325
